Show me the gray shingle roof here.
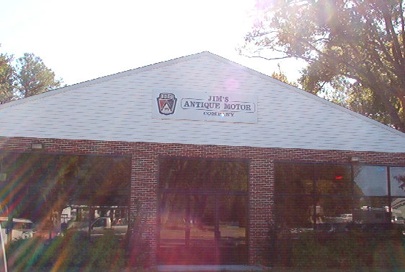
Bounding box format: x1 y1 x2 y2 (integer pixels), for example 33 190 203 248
0 51 404 153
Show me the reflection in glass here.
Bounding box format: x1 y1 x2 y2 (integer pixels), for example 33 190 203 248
391 197 405 224
160 194 216 246
353 197 388 211
218 195 246 243
275 163 353 230
158 158 248 265
159 159 248 191
319 196 352 222
275 164 314 195
354 165 387 196
316 164 351 196
390 167 405 196
275 162 405 235
275 195 313 229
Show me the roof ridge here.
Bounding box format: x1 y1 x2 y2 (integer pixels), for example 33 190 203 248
75 51 213 86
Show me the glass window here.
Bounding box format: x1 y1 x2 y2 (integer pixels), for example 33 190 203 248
275 163 314 196
315 164 352 196
317 196 352 222
274 195 313 229
388 168 405 225
275 163 354 230
275 162 405 235
159 158 248 192
354 165 388 196
390 167 405 196
391 197 405 224
158 158 249 265
353 196 389 210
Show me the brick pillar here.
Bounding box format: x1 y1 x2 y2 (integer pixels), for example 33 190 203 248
249 157 274 265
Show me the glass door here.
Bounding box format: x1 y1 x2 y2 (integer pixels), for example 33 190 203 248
158 191 247 264
157 158 248 265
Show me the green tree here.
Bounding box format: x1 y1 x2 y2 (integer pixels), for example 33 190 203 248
243 0 405 131
272 64 299 87
15 53 61 99
0 52 15 103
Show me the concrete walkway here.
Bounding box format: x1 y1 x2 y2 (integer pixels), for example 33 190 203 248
157 265 265 271
156 266 405 272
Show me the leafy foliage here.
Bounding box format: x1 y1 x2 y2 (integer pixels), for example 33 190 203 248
244 0 405 131
0 50 61 103
15 53 61 99
271 64 298 87
6 232 127 271
0 53 15 103
287 231 405 268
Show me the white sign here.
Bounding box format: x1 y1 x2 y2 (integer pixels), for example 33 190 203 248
153 90 257 123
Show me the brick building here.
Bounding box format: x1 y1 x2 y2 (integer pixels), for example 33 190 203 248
1 51 405 266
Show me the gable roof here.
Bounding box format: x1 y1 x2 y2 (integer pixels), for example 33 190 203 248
0 51 404 153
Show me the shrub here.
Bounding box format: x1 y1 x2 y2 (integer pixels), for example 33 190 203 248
6 231 127 271
286 230 405 269
88 230 126 269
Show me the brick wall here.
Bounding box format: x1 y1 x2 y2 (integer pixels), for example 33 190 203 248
2 137 405 265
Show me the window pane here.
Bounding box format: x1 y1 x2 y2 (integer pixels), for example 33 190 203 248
160 193 191 246
315 164 352 196
391 197 405 224
390 167 405 196
352 197 390 224
318 196 352 223
353 196 389 210
309 196 353 232
275 195 313 229
275 163 314 195
354 165 388 196
218 195 247 244
159 158 248 191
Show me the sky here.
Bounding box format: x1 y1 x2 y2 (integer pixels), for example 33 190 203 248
1 0 304 86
